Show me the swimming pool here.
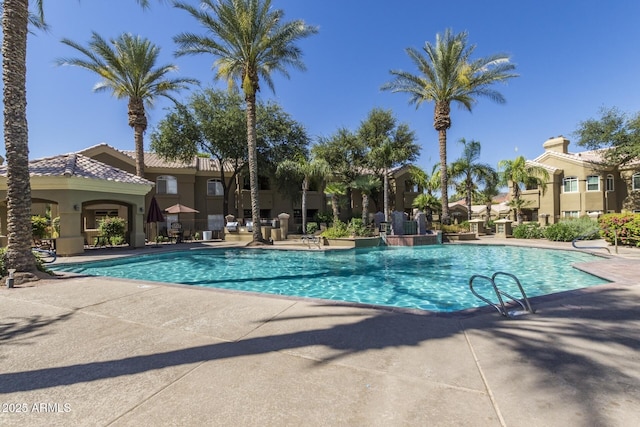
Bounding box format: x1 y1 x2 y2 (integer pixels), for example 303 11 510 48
52 245 608 312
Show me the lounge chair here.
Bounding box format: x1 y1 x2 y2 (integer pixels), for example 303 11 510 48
226 222 238 232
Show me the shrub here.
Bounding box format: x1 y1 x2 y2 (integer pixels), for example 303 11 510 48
347 218 372 237
544 217 598 242
441 224 468 233
513 223 545 239
599 213 640 247
306 222 318 235
31 215 49 240
315 212 333 225
98 217 127 245
321 220 350 238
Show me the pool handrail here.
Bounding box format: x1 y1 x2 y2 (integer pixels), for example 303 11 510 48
571 229 611 254
469 271 534 317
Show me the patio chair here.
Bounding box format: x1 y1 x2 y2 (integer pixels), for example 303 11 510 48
226 222 238 232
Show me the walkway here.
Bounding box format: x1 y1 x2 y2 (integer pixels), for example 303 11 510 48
1 238 638 426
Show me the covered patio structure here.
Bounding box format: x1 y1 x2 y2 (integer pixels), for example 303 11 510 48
0 153 153 256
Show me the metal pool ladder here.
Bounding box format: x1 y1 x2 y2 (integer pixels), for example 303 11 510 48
469 272 535 318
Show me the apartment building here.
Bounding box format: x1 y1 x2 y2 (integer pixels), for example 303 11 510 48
518 136 640 224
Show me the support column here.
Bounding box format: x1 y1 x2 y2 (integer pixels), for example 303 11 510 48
55 207 85 256
130 205 146 248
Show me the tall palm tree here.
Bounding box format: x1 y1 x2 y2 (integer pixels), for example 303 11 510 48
1 0 155 273
382 29 517 225
174 0 317 244
276 155 330 235
58 32 197 177
1 0 40 273
449 138 497 221
498 155 550 224
352 174 381 225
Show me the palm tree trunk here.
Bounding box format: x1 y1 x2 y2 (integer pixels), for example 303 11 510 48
466 178 472 222
2 0 37 273
438 128 450 225
301 179 308 234
128 97 147 178
434 101 451 225
331 194 340 223
362 194 369 224
383 168 389 222
245 93 263 243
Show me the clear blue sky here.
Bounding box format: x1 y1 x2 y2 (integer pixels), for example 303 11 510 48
7 0 640 172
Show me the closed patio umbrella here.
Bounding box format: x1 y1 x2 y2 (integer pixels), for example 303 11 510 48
146 196 164 244
146 196 164 223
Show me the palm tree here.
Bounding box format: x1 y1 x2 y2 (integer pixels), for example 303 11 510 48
352 175 381 225
412 193 442 223
498 155 550 224
382 29 517 225
1 0 41 273
276 156 330 235
324 182 346 224
474 174 500 228
1 0 155 273
409 164 440 197
174 0 317 244
449 138 497 221
58 32 197 177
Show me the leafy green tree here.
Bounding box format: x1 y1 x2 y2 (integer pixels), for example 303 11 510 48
382 29 517 224
174 0 317 244
449 138 497 221
573 107 640 168
352 175 381 225
256 101 310 178
58 32 197 177
312 128 366 218
498 155 549 224
359 108 420 220
276 155 330 234
151 88 246 216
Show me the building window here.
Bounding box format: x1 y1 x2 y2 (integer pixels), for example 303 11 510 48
633 173 640 191
606 175 614 192
586 175 600 192
157 175 177 195
207 179 223 196
563 176 578 193
242 176 270 190
562 211 579 218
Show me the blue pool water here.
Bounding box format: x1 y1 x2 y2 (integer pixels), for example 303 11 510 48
51 245 608 312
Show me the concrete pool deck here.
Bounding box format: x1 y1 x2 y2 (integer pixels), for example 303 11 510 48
1 238 639 426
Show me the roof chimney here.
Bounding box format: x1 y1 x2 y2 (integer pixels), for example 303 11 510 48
543 136 569 154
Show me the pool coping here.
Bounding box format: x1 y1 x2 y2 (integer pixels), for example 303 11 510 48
47 238 639 318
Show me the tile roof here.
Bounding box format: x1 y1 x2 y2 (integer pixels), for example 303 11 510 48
0 153 152 185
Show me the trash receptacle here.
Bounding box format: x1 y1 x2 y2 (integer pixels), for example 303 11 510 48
202 230 213 241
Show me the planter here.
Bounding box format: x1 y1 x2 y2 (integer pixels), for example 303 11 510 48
323 236 382 248
443 232 477 242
